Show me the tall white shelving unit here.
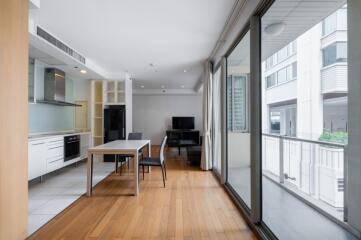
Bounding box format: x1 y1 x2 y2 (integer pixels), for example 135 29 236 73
91 80 104 147
90 78 132 147
103 80 125 105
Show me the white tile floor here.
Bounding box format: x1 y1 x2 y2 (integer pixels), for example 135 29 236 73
28 160 114 236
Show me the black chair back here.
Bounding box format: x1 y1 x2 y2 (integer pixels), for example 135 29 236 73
128 132 143 140
159 135 167 164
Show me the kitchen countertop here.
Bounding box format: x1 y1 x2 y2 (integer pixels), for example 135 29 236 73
28 130 91 141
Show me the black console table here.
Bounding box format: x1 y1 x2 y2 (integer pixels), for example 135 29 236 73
166 130 200 155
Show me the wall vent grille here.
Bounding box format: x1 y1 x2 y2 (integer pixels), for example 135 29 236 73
37 26 86 64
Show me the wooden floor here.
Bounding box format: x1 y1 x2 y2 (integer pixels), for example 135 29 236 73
28 147 256 240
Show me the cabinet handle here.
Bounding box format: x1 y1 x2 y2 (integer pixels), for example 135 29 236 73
31 142 45 146
48 146 63 150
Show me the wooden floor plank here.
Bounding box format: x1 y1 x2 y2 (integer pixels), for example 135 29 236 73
28 147 257 240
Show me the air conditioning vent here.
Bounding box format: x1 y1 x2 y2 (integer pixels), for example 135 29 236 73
37 27 86 64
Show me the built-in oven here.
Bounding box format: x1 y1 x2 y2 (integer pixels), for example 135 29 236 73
64 135 80 161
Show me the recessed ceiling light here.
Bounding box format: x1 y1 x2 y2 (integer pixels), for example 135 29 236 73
181 85 185 88
80 69 87 74
265 22 286 36
140 85 145 88
161 85 165 89
183 69 187 73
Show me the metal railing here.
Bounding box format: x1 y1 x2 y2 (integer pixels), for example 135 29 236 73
262 133 347 222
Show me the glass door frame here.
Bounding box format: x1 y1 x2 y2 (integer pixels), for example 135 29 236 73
220 0 279 239
224 26 252 216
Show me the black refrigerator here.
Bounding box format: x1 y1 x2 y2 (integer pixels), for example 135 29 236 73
104 105 126 162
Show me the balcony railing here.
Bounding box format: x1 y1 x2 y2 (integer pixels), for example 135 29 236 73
262 133 347 222
321 64 347 94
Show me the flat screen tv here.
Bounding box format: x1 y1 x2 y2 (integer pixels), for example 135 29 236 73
172 117 195 130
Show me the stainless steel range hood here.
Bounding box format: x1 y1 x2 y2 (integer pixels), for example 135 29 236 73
37 68 81 107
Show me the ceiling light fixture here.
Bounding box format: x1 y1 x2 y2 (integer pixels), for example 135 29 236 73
265 22 286 36
140 85 145 88
181 85 185 88
80 69 87 74
183 69 187 73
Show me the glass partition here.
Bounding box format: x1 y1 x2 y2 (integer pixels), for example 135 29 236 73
226 31 251 208
261 2 355 239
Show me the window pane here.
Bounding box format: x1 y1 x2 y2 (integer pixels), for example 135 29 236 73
262 3 351 240
270 111 281 134
323 42 347 67
337 42 347 62
227 77 233 130
323 43 337 66
278 47 288 62
292 62 297 79
277 67 287 84
227 30 251 208
233 76 247 131
323 12 337 36
266 73 276 88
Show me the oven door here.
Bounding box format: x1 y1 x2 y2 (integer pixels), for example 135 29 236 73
64 135 80 161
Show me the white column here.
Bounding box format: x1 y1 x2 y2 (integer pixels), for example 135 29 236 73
296 24 324 139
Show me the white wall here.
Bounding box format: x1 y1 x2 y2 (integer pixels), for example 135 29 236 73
133 94 203 144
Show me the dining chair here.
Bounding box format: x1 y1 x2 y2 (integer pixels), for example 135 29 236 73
115 132 143 174
138 135 167 187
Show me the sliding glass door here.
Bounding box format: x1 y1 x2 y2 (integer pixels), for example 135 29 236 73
260 1 357 239
212 67 222 175
226 31 251 208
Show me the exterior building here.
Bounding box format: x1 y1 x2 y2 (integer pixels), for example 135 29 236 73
261 6 348 212
262 5 348 140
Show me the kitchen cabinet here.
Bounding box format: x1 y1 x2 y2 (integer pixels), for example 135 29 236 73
28 132 91 181
46 137 64 173
28 140 47 180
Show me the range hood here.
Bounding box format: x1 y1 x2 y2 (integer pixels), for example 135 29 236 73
37 68 81 107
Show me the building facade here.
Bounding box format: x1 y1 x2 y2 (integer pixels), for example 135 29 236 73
262 6 348 140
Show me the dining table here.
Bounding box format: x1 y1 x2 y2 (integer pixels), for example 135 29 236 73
86 140 151 197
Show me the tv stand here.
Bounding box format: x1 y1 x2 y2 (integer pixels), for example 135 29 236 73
166 129 200 155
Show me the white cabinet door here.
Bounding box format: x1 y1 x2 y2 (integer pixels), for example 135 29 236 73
80 134 90 159
46 137 64 173
28 140 47 180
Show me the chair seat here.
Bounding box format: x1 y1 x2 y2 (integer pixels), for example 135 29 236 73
139 157 162 166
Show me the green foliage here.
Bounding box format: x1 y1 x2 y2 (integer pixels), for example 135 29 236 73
319 130 348 144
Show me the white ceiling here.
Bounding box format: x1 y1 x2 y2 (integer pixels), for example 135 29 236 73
30 0 236 89
261 0 346 60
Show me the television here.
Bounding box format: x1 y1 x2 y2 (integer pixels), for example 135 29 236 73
172 117 195 130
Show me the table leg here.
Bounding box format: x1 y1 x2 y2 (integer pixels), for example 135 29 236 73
86 152 93 197
148 142 151 173
134 150 139 196
115 155 118 173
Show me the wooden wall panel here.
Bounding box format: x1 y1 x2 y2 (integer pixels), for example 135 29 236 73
0 0 29 239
